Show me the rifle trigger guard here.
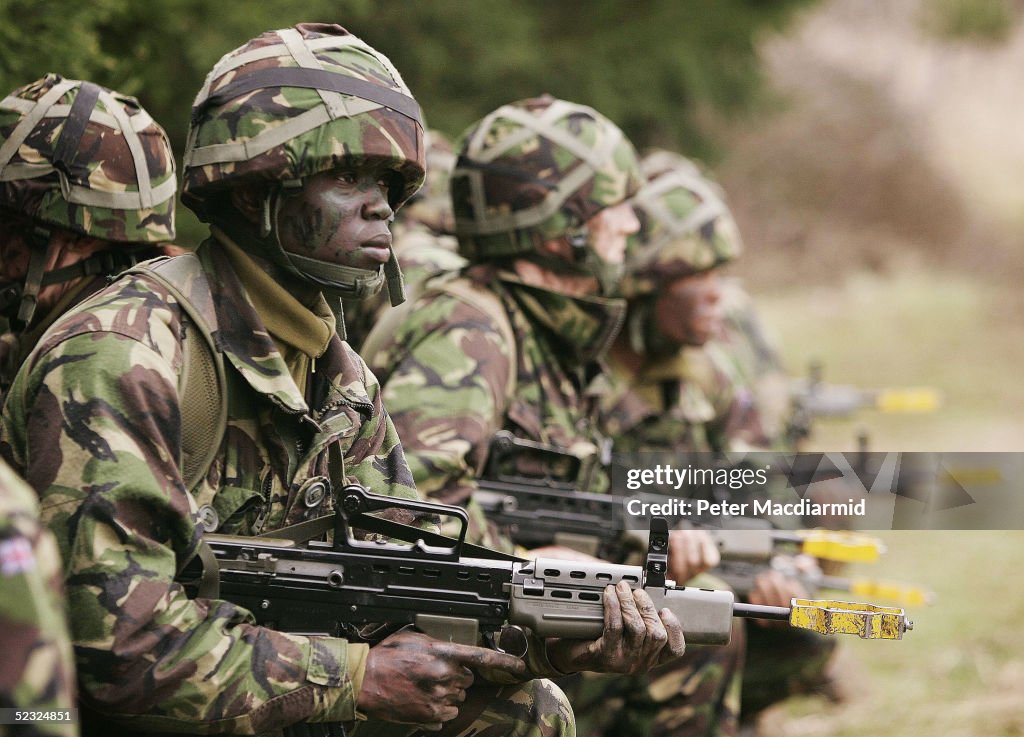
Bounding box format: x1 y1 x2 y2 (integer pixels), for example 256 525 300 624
489 625 529 658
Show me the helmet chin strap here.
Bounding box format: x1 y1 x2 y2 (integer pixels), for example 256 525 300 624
13 226 55 327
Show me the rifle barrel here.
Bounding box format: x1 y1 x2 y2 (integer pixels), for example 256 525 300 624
732 602 791 621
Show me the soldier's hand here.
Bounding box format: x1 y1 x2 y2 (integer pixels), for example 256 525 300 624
749 570 809 629
359 629 527 728
546 580 686 674
667 529 720 582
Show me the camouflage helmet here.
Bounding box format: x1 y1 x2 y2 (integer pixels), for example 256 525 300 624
181 24 425 307
620 154 742 299
0 74 176 244
398 129 457 234
183 23 425 215
639 147 706 184
451 96 642 267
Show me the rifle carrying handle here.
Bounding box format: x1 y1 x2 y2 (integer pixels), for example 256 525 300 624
335 484 471 557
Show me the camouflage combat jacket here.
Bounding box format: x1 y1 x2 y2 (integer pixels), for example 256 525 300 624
0 459 77 737
602 342 767 455
0 241 418 735
367 267 623 546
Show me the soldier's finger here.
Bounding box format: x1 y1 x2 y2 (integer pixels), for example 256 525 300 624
602 584 624 642
632 588 668 661
765 572 789 604
450 665 474 690
687 533 704 570
445 642 526 675
658 607 686 660
615 580 645 646
668 531 690 580
699 534 721 569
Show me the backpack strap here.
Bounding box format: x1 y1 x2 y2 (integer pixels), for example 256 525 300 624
125 255 227 494
127 255 228 600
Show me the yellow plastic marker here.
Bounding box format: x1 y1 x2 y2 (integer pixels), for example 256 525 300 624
844 578 935 607
788 598 913 640
875 387 943 413
796 530 887 563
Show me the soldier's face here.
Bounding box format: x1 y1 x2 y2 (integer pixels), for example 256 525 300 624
654 270 723 347
276 162 399 271
587 201 641 266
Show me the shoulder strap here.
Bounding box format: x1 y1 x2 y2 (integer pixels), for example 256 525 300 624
126 255 227 493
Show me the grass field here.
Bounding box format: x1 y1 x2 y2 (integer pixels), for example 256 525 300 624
754 267 1024 452
757 530 1024 737
747 269 1024 736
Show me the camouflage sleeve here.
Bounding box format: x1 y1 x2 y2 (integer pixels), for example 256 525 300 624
372 290 514 509
0 319 365 732
0 461 77 737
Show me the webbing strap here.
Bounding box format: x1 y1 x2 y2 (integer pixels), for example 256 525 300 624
0 80 76 173
195 538 220 600
125 255 227 493
193 67 422 126
0 80 174 209
50 81 100 179
630 168 728 264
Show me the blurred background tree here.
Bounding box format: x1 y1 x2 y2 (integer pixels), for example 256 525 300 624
0 0 813 242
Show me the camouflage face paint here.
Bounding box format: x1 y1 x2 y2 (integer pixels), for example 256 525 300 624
654 270 724 348
276 164 396 272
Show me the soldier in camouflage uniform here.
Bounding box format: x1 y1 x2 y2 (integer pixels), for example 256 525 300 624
543 157 750 737
364 97 737 737
0 75 178 400
605 152 763 456
0 25 585 737
0 458 76 737
610 153 837 732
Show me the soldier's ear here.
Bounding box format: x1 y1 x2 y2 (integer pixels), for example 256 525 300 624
229 186 265 226
539 237 573 260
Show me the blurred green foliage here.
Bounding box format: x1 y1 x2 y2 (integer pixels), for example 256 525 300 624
920 0 1020 42
1 0 814 244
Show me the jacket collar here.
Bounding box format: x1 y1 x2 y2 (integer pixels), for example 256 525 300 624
496 271 626 368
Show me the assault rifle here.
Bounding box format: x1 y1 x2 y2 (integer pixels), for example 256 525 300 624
714 555 935 607
787 360 942 449
474 469 884 565
181 485 913 648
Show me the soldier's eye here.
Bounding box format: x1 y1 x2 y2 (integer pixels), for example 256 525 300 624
336 171 358 185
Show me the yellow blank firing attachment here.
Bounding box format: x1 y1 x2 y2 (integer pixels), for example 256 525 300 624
847 578 936 607
875 388 942 413
789 598 913 640
798 531 886 563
